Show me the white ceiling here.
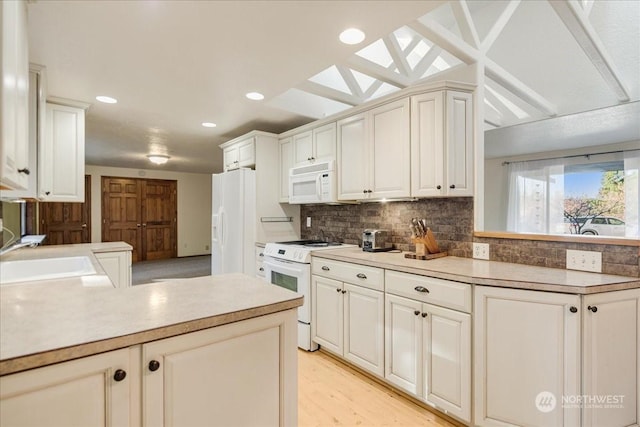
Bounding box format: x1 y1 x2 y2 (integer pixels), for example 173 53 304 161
27 0 640 173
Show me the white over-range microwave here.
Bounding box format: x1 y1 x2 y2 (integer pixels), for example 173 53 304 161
288 160 337 204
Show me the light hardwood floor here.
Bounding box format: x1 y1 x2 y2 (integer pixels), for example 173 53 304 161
298 350 458 427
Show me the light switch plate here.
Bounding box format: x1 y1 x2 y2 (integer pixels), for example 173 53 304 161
473 243 490 260
566 249 602 273
306 217 311 228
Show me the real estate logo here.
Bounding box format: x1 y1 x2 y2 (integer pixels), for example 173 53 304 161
535 391 557 413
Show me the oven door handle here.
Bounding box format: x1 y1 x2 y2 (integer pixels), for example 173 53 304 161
263 258 304 275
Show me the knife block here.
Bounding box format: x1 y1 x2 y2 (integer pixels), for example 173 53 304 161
406 237 448 260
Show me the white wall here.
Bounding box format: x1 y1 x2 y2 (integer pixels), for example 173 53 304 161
86 165 212 257
484 140 639 231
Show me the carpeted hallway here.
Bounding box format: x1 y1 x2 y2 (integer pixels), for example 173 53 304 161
132 255 211 285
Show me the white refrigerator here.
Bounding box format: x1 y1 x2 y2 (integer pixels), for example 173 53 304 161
211 169 256 275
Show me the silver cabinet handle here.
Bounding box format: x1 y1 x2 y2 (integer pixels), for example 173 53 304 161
356 273 367 279
321 266 330 271
414 286 429 293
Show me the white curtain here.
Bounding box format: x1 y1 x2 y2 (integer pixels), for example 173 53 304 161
506 159 565 234
624 150 639 238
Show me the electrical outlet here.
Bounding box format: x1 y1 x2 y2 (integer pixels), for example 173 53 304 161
473 243 490 260
306 217 311 228
566 249 602 273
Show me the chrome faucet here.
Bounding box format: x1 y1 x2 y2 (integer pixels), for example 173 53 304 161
0 240 40 256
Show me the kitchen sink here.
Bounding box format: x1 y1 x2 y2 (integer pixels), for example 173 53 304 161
0 256 97 285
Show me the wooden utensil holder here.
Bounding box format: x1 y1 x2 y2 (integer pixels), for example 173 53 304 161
406 237 448 260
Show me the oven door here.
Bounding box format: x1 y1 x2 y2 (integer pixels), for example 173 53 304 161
263 256 310 324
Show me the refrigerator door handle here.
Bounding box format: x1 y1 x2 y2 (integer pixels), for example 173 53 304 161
219 209 225 245
212 214 219 242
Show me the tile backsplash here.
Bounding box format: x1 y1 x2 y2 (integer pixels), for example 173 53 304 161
300 198 474 257
300 198 639 277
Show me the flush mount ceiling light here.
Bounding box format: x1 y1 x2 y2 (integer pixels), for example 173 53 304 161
202 122 217 128
96 95 117 104
245 92 264 101
339 28 365 45
147 154 170 165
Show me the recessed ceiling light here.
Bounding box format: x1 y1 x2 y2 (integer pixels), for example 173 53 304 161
246 92 264 101
202 122 217 128
147 154 170 165
96 95 118 104
339 28 365 45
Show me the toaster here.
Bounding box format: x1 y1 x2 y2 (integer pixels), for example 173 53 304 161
362 229 393 252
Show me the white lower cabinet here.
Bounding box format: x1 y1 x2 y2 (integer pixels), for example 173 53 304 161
385 293 471 423
0 348 132 426
0 309 298 427
143 310 297 426
95 250 132 287
582 288 639 427
311 259 385 376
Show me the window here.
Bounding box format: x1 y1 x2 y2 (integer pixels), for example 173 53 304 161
507 150 639 238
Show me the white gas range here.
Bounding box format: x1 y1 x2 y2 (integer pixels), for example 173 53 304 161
263 240 355 351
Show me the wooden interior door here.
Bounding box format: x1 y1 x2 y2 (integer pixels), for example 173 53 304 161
102 177 177 262
40 175 91 245
102 177 142 262
141 179 177 260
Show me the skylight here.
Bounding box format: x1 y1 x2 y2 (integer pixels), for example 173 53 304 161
309 66 352 95
356 39 395 69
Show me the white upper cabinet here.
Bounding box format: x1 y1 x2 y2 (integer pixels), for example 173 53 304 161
411 90 473 197
39 102 86 202
337 98 410 200
337 112 368 200
278 136 292 202
0 65 47 199
292 122 336 167
370 98 411 199
222 136 255 171
0 0 30 190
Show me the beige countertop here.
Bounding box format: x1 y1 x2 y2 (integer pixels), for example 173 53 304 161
0 273 302 376
312 247 639 294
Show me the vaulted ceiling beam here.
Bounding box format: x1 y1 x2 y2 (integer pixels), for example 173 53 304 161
297 80 361 106
336 65 364 99
363 80 384 99
485 59 557 117
451 0 481 49
408 18 479 64
345 55 412 88
412 45 443 80
383 35 412 78
549 0 630 102
481 0 521 53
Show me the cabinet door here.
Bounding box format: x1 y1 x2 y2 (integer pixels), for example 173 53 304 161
279 137 292 202
311 275 343 354
0 348 131 427
237 137 255 168
39 103 85 202
474 286 580 427
0 0 30 190
337 112 368 200
411 91 444 197
143 310 297 427
582 289 640 427
293 130 313 165
423 303 471 423
370 98 410 199
344 283 384 376
223 146 239 171
95 250 132 288
445 91 473 196
313 122 336 162
385 293 422 396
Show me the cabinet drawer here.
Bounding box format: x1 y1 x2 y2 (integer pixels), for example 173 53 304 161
385 270 471 313
255 246 265 260
312 258 383 291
